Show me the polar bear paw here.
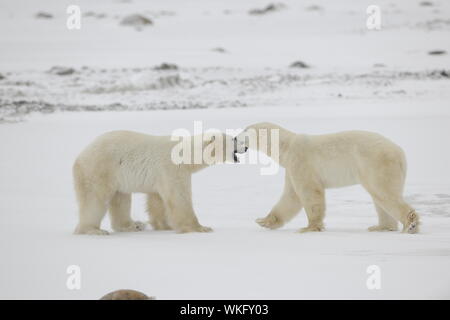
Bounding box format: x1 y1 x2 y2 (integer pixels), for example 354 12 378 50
131 221 146 231
114 221 146 232
256 215 283 229
197 225 213 233
176 225 213 233
89 229 110 235
297 225 324 233
402 210 419 234
368 225 398 232
149 219 172 231
75 227 110 235
403 221 419 234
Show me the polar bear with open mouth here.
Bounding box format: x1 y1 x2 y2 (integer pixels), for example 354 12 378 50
234 122 419 234
73 130 237 235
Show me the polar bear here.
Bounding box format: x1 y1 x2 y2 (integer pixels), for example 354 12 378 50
234 122 419 234
73 130 236 235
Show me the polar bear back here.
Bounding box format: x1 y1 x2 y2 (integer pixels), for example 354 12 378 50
294 130 406 188
74 130 178 194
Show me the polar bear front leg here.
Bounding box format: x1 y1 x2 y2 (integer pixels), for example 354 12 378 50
167 198 212 233
163 185 212 233
256 174 302 229
297 186 326 233
109 192 146 232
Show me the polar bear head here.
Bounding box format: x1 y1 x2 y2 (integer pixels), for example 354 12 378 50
171 132 238 165
233 123 283 175
203 132 240 164
233 122 288 163
233 134 248 155
233 122 282 155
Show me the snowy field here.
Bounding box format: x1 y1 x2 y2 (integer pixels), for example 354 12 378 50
0 0 449 299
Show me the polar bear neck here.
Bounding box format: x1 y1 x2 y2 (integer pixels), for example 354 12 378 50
246 123 296 167
171 133 228 173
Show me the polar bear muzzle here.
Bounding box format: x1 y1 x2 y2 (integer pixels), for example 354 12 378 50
233 136 248 154
233 136 248 163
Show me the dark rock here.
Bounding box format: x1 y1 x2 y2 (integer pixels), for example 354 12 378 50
84 11 107 19
428 70 450 78
428 50 447 55
420 19 450 30
0 73 5 80
211 47 227 53
419 1 434 6
100 289 154 300
47 66 76 76
439 70 450 78
120 14 153 27
305 5 323 11
289 61 310 69
154 63 179 71
249 3 285 15
35 12 53 19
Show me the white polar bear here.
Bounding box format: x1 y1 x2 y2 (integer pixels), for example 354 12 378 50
234 122 419 234
73 130 236 235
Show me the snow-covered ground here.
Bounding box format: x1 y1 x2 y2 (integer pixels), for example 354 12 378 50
1 104 449 299
1 0 449 121
0 0 449 299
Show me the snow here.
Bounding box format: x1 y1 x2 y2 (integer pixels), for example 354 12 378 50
0 0 449 299
1 104 450 299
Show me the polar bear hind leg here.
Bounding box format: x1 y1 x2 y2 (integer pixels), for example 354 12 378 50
296 185 326 233
74 191 110 235
73 162 110 235
256 173 303 229
368 202 398 232
109 192 146 232
362 172 419 234
147 193 171 230
375 198 419 234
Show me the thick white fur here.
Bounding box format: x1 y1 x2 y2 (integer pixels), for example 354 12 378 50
73 130 235 235
235 122 420 234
